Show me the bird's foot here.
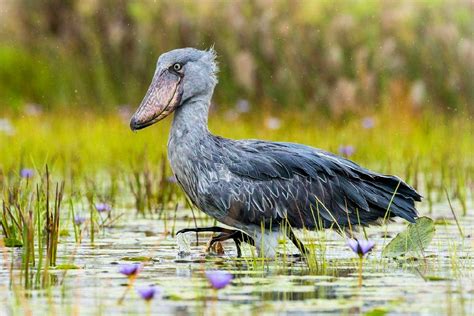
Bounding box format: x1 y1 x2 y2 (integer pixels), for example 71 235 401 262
205 239 225 256
207 230 255 257
176 226 255 257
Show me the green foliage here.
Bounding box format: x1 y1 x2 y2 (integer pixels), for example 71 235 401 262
121 256 153 262
382 217 436 258
3 237 23 247
54 264 80 270
364 308 388 316
0 0 472 112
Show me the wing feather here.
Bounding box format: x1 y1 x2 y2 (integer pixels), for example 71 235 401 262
205 138 421 230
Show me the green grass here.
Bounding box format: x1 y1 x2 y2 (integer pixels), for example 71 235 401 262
0 105 472 314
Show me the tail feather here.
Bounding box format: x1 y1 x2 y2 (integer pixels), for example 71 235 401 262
366 175 421 223
374 175 422 201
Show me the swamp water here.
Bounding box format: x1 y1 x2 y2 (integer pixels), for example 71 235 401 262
0 201 472 315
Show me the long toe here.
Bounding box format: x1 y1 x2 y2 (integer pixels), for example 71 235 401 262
175 228 195 235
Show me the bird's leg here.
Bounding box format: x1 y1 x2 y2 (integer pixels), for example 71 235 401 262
229 230 255 246
286 228 310 257
230 231 255 258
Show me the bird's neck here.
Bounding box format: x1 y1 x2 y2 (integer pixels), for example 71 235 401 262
170 94 211 143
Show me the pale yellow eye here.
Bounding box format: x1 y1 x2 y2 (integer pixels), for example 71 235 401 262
173 63 182 71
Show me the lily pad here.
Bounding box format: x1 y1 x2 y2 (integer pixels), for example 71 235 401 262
54 264 80 270
424 275 451 281
121 256 153 262
364 308 388 316
382 217 435 258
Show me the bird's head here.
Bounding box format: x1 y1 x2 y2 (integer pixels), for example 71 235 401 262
130 47 218 131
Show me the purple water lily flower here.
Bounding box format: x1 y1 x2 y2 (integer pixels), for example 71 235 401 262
119 263 142 277
20 168 34 179
95 202 111 213
347 239 375 257
205 270 233 290
136 286 161 301
338 145 355 157
361 117 375 129
74 215 86 226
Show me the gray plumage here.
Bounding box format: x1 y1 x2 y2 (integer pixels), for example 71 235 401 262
131 48 422 256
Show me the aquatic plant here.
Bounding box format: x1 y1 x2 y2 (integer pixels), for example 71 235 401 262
95 202 111 213
381 217 435 258
0 166 64 289
73 215 86 226
347 239 375 257
118 263 143 304
119 264 142 278
72 213 86 244
93 201 123 229
347 239 375 287
136 286 161 301
20 168 34 179
205 270 233 290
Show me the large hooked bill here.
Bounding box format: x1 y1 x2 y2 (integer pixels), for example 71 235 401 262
130 69 183 131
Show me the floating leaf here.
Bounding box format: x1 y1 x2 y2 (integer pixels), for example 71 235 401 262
54 264 80 270
382 217 435 258
121 256 153 262
364 308 388 316
424 275 451 281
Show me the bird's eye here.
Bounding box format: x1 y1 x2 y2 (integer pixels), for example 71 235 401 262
172 63 182 71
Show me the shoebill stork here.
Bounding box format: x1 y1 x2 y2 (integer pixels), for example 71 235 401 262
130 48 422 257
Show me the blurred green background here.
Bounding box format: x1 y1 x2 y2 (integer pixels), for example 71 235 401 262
0 0 472 114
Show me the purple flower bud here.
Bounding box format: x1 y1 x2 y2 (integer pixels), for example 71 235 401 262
95 202 111 213
136 286 161 301
119 264 142 277
338 145 355 157
20 168 34 179
205 270 233 290
361 117 375 129
347 239 375 257
74 215 86 226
